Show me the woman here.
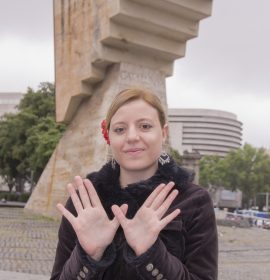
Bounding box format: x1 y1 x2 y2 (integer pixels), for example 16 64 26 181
50 88 218 280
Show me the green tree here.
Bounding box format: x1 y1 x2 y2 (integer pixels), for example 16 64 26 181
199 144 270 208
199 155 224 188
168 147 182 166
0 82 66 192
0 113 28 192
25 116 65 183
18 82 55 118
223 144 270 207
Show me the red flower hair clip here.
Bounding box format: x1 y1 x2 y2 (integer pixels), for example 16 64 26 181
101 119 110 145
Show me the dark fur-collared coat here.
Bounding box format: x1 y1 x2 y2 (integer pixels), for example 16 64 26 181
50 158 218 280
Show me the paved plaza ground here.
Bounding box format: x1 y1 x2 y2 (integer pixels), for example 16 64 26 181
0 207 269 280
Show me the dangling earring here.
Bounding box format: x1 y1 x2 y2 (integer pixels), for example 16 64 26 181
158 151 170 166
111 158 116 169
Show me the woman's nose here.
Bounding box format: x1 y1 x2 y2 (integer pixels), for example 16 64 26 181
126 126 139 141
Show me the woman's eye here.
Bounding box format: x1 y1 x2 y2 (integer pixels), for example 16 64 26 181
114 127 125 134
140 124 152 130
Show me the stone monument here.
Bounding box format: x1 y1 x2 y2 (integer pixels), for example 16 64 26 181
25 0 213 218
182 150 202 184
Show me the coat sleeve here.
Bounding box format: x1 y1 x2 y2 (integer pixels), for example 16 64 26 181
123 189 218 280
50 198 116 280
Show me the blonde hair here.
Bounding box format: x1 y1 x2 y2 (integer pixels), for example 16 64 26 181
105 88 166 129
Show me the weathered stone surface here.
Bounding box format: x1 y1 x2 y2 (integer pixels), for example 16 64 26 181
26 0 213 217
26 62 166 217
54 0 213 123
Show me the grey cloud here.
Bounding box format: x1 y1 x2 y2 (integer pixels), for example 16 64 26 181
177 0 270 98
0 0 53 41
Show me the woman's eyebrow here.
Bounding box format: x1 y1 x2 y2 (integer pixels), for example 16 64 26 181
110 121 126 126
136 118 153 122
111 118 153 125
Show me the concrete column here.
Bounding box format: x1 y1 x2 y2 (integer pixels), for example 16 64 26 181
182 150 202 184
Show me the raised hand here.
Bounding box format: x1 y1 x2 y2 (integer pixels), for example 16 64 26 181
111 182 180 256
57 176 127 261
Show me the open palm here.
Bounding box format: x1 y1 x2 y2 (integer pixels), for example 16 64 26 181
112 182 180 256
57 176 127 261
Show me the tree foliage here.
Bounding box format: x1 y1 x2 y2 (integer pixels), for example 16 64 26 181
0 82 66 192
199 143 270 208
168 147 182 166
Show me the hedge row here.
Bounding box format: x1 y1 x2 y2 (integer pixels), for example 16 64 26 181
0 192 31 202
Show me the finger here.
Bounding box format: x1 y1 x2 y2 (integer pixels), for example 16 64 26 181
74 176 91 208
57 203 76 227
83 179 103 208
156 189 179 218
151 182 175 210
160 209 181 229
111 205 129 229
67 183 84 214
120 203 128 215
111 204 129 228
143 183 165 207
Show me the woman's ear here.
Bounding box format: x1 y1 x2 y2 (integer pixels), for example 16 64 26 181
162 124 169 142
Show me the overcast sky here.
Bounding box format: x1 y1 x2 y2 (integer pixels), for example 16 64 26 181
0 0 269 149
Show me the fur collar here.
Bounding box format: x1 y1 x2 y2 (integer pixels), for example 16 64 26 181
86 157 190 219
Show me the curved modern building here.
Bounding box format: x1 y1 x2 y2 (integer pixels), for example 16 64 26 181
168 108 242 157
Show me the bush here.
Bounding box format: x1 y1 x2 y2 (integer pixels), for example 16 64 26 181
18 192 31 202
0 191 31 202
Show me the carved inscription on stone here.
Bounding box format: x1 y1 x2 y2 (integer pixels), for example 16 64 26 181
118 63 167 106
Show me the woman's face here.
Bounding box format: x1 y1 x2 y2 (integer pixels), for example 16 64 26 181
109 99 168 174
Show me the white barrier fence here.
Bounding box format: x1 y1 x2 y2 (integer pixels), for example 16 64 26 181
215 209 270 226
225 211 270 227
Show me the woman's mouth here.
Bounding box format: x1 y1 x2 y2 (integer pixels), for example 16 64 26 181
125 148 144 155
